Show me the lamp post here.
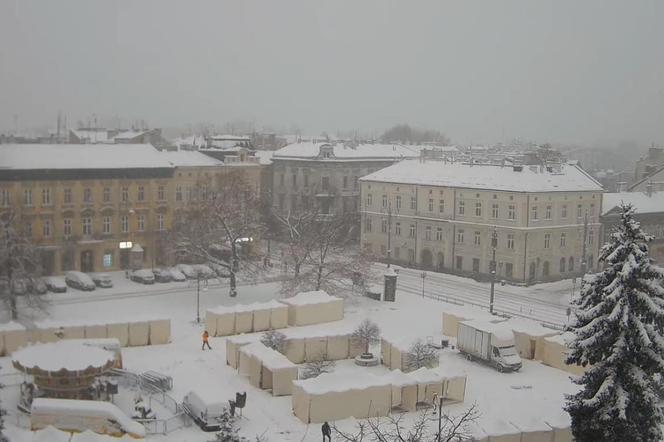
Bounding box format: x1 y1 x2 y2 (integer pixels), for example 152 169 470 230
421 271 427 298
489 227 498 314
196 273 201 324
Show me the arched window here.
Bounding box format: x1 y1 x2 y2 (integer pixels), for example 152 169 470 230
560 257 566 273
568 257 575 272
543 261 550 277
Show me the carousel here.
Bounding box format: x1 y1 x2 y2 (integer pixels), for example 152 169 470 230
12 341 117 411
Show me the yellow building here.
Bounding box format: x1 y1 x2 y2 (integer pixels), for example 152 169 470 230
0 144 262 275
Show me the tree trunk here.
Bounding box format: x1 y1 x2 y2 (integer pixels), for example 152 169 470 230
315 262 324 291
10 295 17 321
229 271 237 297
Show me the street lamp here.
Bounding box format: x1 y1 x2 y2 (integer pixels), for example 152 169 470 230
421 271 427 298
489 227 498 314
195 273 208 323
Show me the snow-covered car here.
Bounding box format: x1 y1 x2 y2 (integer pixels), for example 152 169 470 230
175 264 197 279
152 268 172 283
182 390 228 432
192 264 215 279
44 276 67 293
130 269 155 284
90 273 113 288
28 277 48 295
168 268 186 282
65 271 96 291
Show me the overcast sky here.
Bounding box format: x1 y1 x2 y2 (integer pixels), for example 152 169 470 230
1 0 663 146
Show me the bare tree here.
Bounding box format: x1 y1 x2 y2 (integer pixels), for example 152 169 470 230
301 354 335 380
351 319 381 355
174 171 265 297
0 210 47 320
260 330 287 354
406 339 439 371
333 403 480 442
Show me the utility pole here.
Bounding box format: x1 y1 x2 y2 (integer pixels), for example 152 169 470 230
489 227 498 314
196 273 201 324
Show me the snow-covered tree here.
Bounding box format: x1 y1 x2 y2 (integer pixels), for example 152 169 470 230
565 203 664 442
0 365 6 442
301 357 335 380
351 319 381 355
260 330 287 354
406 339 439 371
208 407 240 442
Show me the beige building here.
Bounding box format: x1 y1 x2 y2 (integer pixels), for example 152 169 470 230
360 160 603 284
0 144 262 275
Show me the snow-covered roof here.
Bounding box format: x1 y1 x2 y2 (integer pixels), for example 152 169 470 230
172 134 206 149
602 191 664 215
112 130 150 141
273 142 429 162
459 319 514 341
0 144 173 170
361 160 603 192
280 290 341 306
239 342 295 370
161 150 223 167
254 150 275 165
293 371 393 394
0 321 25 332
545 331 574 346
504 318 560 337
70 129 111 144
207 300 285 315
12 341 115 372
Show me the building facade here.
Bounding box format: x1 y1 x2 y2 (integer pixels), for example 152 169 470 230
360 160 603 284
0 145 261 275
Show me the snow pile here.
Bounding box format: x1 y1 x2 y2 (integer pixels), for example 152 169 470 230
31 425 71 442
281 290 340 306
12 341 115 372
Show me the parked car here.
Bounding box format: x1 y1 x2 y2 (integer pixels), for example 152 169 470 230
91 273 113 288
28 278 48 295
168 268 187 282
152 268 172 283
192 264 215 279
44 276 67 293
175 264 197 279
65 271 96 291
182 391 227 432
11 278 28 295
130 269 155 285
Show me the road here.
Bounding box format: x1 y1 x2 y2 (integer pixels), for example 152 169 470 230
391 266 572 328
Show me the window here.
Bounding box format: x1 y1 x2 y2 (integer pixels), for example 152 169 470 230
102 216 111 234
589 230 595 245
474 231 481 245
25 222 32 237
122 186 129 202
103 253 113 268
428 199 434 212
342 176 347 189
0 189 10 207
458 200 465 215
365 218 372 233
279 173 285 186
456 229 464 243
158 186 165 201
590 204 595 216
83 188 92 203
507 204 515 220
506 233 514 249
158 214 165 231
137 215 145 232
137 186 145 201
408 249 415 263
396 195 402 209
439 200 445 213
380 244 386 255
304 174 310 188
456 256 463 270
561 205 567 218
381 219 388 233
475 202 482 217
543 261 550 277
436 227 443 241
491 203 499 219
472 258 480 273
24 189 33 206
63 218 72 237
395 222 401 236
321 177 329 191
410 196 417 210
560 257 566 273
64 188 72 204
366 193 372 206
121 215 129 233
505 262 513 278
175 186 182 202
544 233 551 249
382 195 388 208
531 206 538 220
42 219 51 237
185 186 192 201
42 188 51 205
409 224 416 238
353 176 358 190
293 173 298 187
82 217 92 235
577 204 582 218
103 187 111 203
560 233 566 247
568 257 574 272
545 205 552 220
425 226 432 241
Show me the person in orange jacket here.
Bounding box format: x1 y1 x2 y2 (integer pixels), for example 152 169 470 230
202 330 212 350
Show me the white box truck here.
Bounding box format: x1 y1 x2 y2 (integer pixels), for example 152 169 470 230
457 320 522 372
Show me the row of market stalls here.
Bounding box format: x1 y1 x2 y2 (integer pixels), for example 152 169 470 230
0 318 171 356
206 290 344 337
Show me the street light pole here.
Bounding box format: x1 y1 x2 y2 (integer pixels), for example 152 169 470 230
196 274 201 324
489 227 498 314
421 271 427 298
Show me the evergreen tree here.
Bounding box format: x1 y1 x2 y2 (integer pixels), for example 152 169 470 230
565 203 664 442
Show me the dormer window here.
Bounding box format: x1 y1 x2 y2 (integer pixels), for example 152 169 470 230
319 145 334 159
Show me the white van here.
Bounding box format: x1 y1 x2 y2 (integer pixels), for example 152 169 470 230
182 390 227 431
31 398 145 438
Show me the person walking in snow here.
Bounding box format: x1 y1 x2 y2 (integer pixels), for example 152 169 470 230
202 330 211 350
322 421 331 441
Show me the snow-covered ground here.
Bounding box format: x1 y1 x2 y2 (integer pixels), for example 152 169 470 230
2 272 577 441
